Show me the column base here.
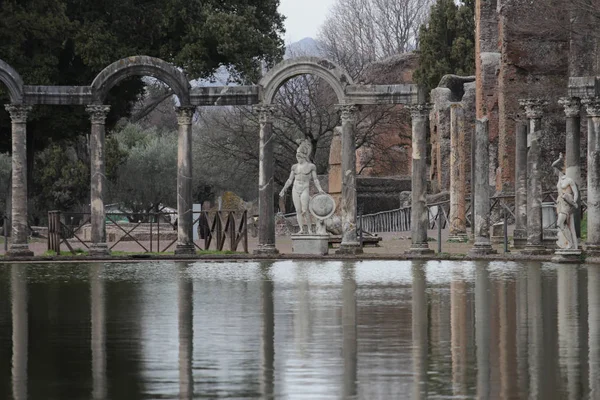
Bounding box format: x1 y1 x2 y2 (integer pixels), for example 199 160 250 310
512 231 527 249
405 243 434 255
520 244 550 255
585 243 600 257
469 242 497 256
253 244 280 256
552 249 582 263
447 233 469 243
174 244 196 255
89 243 110 256
336 242 363 255
7 244 33 257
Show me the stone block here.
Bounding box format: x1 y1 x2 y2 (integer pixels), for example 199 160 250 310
291 234 330 255
568 77 600 99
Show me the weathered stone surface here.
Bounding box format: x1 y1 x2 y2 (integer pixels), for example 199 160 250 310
407 104 433 255
254 105 279 255
291 234 329 255
449 104 468 241
337 104 363 255
469 118 496 255
328 126 343 209
513 121 528 248
86 105 111 256
24 85 92 105
429 87 452 193
583 97 600 255
174 106 196 255
356 177 411 214
190 85 259 106
520 99 548 254
0 59 24 103
560 97 582 239
4 104 32 257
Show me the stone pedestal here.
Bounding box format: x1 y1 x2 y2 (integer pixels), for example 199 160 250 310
469 118 496 256
174 106 197 255
552 249 583 264
407 104 434 255
559 97 582 239
255 105 279 256
448 104 468 242
87 105 111 256
583 97 600 256
336 104 363 255
5 105 33 257
292 234 330 255
513 121 528 249
520 99 548 255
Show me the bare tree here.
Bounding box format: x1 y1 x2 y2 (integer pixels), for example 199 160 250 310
318 0 432 79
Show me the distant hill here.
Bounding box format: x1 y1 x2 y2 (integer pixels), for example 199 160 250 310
285 37 324 58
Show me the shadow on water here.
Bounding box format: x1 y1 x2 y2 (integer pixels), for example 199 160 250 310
0 260 598 399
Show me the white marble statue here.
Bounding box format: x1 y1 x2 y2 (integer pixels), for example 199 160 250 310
279 139 324 234
552 153 579 250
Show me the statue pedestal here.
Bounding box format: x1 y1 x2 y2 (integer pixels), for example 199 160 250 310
292 234 330 255
552 249 582 263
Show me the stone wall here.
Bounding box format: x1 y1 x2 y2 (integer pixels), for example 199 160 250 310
356 176 412 214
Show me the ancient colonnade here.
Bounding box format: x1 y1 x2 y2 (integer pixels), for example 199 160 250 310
0 55 425 256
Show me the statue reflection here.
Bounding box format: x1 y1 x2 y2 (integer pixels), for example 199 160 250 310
342 262 357 399
177 263 194 400
90 264 107 400
474 262 490 400
589 265 600 399
557 266 581 400
411 261 428 400
260 262 275 399
11 265 28 400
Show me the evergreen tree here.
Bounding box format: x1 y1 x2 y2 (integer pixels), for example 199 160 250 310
414 0 475 93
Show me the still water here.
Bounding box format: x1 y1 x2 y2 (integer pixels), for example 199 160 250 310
0 260 597 399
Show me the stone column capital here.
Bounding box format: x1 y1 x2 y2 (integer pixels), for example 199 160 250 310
408 103 432 119
582 97 600 117
86 105 111 124
519 98 548 119
558 97 581 117
254 104 278 124
337 104 359 122
175 106 196 125
4 104 33 124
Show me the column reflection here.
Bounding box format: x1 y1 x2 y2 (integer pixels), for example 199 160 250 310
11 265 27 400
515 267 529 397
557 266 581 400
90 264 107 400
497 276 517 399
342 263 357 399
527 263 543 399
589 265 600 399
260 262 275 399
412 261 428 400
178 263 194 399
451 268 468 396
474 262 490 400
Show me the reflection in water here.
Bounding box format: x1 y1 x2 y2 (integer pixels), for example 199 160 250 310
11 266 27 400
2 261 599 399
90 264 106 400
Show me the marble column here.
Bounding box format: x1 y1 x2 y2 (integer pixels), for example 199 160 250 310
513 122 528 248
337 104 363 255
583 98 600 255
407 104 434 255
588 266 600 399
559 98 582 239
449 105 468 242
254 105 279 255
11 266 28 400
86 105 111 256
90 264 107 400
5 105 33 257
520 99 548 254
178 265 194 399
412 261 428 399
175 106 196 255
469 118 496 255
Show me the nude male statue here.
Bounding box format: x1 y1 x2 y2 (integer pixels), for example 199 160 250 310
552 152 579 250
279 139 324 234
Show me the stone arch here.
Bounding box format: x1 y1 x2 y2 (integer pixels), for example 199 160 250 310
91 56 191 105
259 57 354 105
0 59 24 104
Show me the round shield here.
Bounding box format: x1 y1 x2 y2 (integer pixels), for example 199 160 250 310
309 193 336 220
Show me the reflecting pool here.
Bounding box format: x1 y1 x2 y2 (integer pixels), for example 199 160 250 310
0 260 597 399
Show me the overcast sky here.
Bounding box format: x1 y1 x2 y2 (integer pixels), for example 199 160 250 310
279 0 336 43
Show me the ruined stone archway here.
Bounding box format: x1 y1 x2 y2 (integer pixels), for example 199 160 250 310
0 59 24 104
259 57 353 105
91 56 191 105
